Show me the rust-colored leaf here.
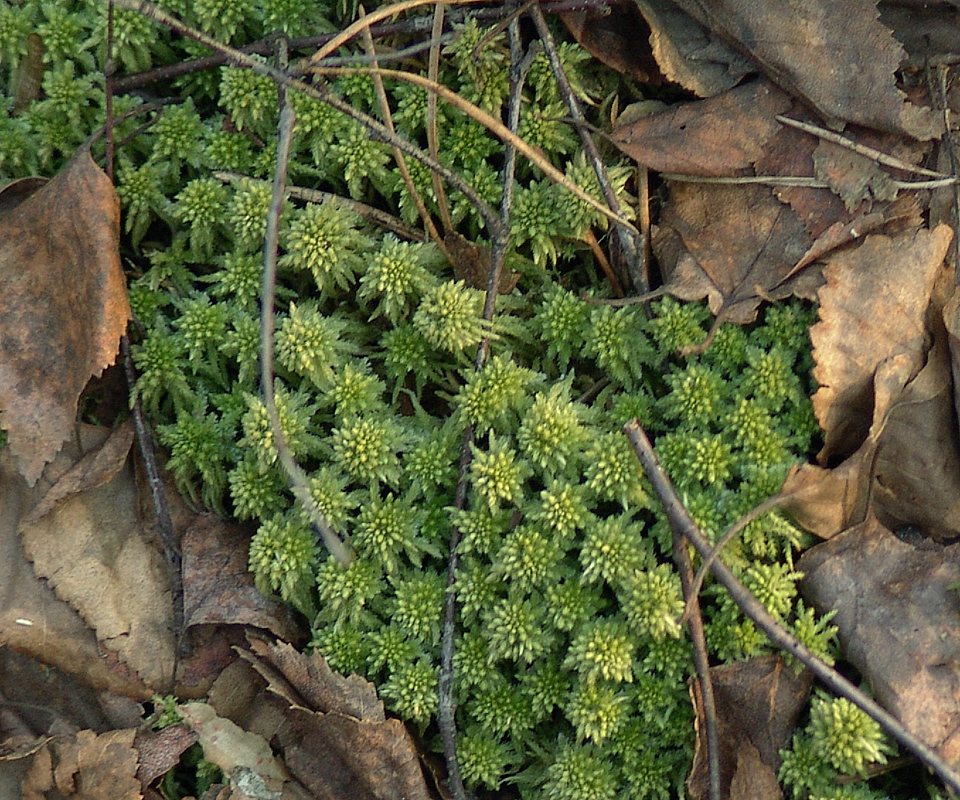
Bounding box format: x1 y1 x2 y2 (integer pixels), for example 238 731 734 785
652 181 818 323
799 513 960 765
182 514 304 644
667 0 941 139
560 2 660 84
611 79 791 176
688 655 812 800
0 146 130 486
135 726 199 788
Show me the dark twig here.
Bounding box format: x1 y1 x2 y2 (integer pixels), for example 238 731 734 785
111 0 616 93
261 98 355 566
426 3 454 236
623 419 960 796
671 514 721 800
934 66 960 281
526 2 645 291
105 0 183 679
438 16 529 799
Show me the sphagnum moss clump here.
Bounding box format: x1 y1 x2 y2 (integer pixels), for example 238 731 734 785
0 2 889 797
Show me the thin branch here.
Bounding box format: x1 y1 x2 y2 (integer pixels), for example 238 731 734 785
358 8 450 260
623 419 960 796
427 3 454 235
261 102 355 566
775 114 949 178
661 172 958 190
315 66 637 233
526 2 642 287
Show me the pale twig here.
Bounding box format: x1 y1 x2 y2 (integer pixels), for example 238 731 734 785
623 419 960 796
314 66 637 233
775 114 949 178
427 3 454 235
661 172 958 190
105 0 504 238
357 9 450 260
438 18 528 799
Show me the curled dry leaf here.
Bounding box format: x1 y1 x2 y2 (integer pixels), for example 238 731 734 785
237 638 431 800
632 0 754 97
799 513 960 765
652 181 818 323
0 146 130 486
811 225 952 464
19 421 176 691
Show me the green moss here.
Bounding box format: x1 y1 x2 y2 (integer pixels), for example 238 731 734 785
0 5 842 797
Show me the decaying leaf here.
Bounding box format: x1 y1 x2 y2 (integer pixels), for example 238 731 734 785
688 655 813 800
0 146 130 486
611 79 792 176
799 513 960 765
632 0 755 97
182 514 303 644
19 421 176 691
21 729 140 800
179 702 287 794
666 0 942 139
236 638 431 800
652 181 819 323
561 2 660 84
810 225 951 464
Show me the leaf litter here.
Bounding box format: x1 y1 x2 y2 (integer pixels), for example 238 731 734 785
2 0 960 798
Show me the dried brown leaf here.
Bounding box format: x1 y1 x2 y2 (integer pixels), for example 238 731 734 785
632 0 755 97
611 79 791 176
668 0 942 139
688 655 812 800
20 422 176 690
799 513 960 764
182 515 303 643
239 639 430 800
652 181 817 323
135 725 199 788
22 729 140 800
810 225 952 464
560 2 660 84
0 147 130 486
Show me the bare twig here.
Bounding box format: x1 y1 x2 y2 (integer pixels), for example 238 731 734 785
438 16 529 799
427 3 454 235
526 2 643 290
315 66 637 233
261 102 355 566
672 512 721 800
358 8 450 260
623 419 960 796
775 114 950 178
934 66 960 280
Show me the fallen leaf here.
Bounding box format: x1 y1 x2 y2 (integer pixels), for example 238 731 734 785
667 0 942 139
632 0 755 97
810 225 952 464
22 728 140 800
0 146 130 486
799 512 960 765
182 514 304 644
560 1 661 84
652 181 818 323
20 422 176 691
135 725 199 788
238 638 431 800
688 654 812 800
611 79 792 176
